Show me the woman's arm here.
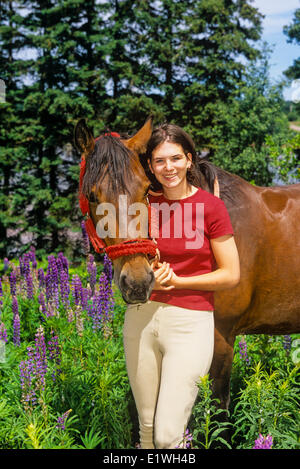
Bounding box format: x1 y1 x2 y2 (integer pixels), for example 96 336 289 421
152 235 240 291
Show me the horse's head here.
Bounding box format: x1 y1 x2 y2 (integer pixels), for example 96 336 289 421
74 117 156 304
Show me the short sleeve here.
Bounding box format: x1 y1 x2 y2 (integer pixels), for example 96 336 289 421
207 198 234 239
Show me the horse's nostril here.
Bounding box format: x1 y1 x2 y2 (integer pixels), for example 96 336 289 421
148 270 155 285
120 273 128 291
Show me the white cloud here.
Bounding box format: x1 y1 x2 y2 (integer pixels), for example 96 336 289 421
251 0 299 35
263 15 293 34
252 0 300 16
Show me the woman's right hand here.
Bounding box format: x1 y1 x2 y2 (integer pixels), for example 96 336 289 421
150 260 175 291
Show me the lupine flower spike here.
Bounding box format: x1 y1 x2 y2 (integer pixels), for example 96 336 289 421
238 335 250 364
253 434 273 449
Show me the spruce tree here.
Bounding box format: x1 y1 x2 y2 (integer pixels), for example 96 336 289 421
12 0 98 255
283 7 300 80
0 0 31 256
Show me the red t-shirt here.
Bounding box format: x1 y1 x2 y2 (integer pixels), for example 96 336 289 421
149 188 234 311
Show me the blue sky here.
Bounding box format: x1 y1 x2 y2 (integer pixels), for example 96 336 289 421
252 0 299 99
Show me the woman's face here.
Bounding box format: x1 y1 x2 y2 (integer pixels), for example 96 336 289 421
148 141 192 191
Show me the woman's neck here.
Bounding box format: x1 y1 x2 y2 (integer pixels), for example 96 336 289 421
162 181 198 200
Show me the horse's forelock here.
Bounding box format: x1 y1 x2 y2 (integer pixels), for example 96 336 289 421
82 136 136 200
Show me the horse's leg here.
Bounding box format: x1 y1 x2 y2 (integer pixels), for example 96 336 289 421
209 328 235 409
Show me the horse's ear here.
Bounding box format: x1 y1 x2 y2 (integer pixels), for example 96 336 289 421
74 119 95 155
125 116 153 154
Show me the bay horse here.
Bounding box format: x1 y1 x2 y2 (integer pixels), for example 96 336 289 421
74 117 156 304
75 117 300 410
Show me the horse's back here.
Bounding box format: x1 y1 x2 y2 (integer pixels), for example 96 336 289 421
215 181 300 336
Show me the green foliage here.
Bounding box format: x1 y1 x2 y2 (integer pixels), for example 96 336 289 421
0 254 133 449
0 252 300 449
190 375 232 449
231 362 300 449
266 132 300 183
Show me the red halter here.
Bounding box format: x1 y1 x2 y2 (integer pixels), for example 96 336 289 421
79 132 158 260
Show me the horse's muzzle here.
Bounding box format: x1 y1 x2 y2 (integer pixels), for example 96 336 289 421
119 270 155 303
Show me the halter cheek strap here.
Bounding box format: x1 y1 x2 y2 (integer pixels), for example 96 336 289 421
79 132 158 260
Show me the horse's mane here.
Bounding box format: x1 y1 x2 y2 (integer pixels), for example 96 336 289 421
213 164 247 206
190 156 248 208
81 135 135 199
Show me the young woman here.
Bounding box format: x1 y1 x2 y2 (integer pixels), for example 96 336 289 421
122 124 240 449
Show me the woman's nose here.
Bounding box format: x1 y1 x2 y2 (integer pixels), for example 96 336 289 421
165 159 172 170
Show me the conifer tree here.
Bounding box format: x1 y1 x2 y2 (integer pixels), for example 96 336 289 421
284 7 300 80
0 0 31 256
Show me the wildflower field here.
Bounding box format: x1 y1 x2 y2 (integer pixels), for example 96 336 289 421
0 248 299 450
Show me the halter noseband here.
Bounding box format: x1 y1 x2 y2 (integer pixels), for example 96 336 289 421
79 132 158 261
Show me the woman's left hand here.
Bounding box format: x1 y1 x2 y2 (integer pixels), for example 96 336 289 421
150 260 177 291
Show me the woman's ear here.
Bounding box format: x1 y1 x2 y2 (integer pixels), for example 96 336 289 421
147 158 154 174
187 153 192 168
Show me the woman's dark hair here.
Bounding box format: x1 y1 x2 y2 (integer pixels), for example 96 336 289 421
143 123 217 193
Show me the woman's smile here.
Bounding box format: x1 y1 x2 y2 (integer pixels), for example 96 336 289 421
163 173 177 180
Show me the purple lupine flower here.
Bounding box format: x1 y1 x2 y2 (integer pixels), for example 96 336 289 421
12 295 20 346
80 287 89 311
3 258 9 273
12 295 19 316
45 268 59 311
38 292 48 318
9 270 17 296
59 269 70 308
19 357 37 410
98 273 111 323
71 275 82 307
238 336 250 364
57 252 69 275
12 296 20 346
19 256 24 276
0 277 3 306
175 428 193 449
56 254 66 284
21 253 31 277
253 434 273 449
29 246 37 269
90 272 115 335
103 254 113 285
25 271 34 299
81 220 90 255
88 293 101 332
45 272 52 302
48 329 61 381
56 409 72 431
283 335 292 353
47 255 59 293
34 326 47 391
13 312 20 346
0 322 7 343
87 254 97 294
38 268 45 288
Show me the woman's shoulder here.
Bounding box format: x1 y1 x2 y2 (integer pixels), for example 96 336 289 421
195 187 225 207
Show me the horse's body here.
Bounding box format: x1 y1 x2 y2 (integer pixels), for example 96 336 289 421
210 169 300 408
75 117 300 409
